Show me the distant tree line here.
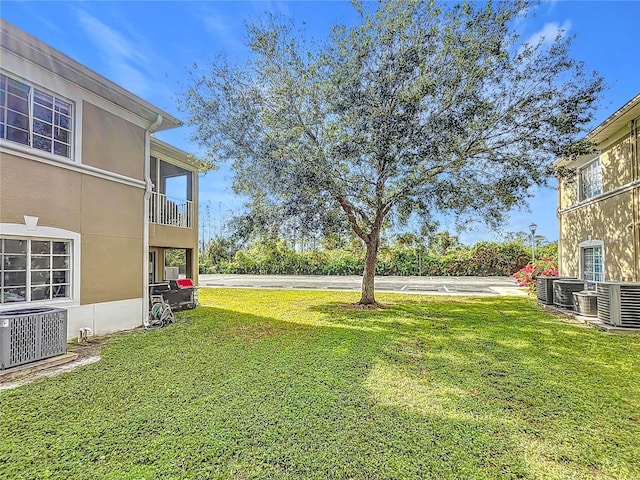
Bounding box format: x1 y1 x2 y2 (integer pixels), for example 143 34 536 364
199 231 557 277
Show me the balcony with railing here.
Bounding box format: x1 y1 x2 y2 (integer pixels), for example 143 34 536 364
149 192 194 229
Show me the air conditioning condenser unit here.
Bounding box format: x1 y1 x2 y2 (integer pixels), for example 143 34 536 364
597 282 640 328
0 307 67 370
536 276 574 305
553 279 586 309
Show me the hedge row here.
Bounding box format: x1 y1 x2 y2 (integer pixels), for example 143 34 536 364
200 240 556 277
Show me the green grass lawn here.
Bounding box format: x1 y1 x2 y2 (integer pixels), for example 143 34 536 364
1 289 639 479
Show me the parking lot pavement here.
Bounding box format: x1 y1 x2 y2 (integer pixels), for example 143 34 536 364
198 274 527 296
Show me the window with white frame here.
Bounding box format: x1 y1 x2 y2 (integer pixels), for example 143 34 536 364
582 245 604 282
0 73 73 158
579 158 603 201
1 238 72 304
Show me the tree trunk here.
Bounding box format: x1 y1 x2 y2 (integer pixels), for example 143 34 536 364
359 235 380 305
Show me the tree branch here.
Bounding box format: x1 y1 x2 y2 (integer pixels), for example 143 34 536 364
336 196 370 242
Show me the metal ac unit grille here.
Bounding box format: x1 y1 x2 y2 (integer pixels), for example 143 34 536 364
620 284 640 327
8 314 38 367
40 311 68 357
573 292 598 316
553 280 586 308
598 283 640 327
537 277 574 305
0 307 67 370
597 284 612 323
536 277 551 304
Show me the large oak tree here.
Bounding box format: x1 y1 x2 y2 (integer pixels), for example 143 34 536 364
182 0 604 305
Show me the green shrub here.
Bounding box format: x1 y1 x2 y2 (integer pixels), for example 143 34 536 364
202 237 552 277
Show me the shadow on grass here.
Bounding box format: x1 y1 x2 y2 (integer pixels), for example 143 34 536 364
186 301 640 477
134 305 549 477
1 298 639 479
306 295 635 370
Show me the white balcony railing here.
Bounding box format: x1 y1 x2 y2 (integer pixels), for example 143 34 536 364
149 192 194 228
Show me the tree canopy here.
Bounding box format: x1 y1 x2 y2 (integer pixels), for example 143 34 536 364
181 0 604 304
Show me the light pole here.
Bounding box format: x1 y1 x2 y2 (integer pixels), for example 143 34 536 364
529 223 537 263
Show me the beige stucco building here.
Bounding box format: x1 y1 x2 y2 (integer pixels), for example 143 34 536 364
556 94 640 283
0 20 199 339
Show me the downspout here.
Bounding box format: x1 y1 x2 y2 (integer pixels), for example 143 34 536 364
143 114 163 327
557 207 563 276
556 173 563 276
632 117 640 281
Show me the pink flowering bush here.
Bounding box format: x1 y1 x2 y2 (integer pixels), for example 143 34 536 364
513 257 558 294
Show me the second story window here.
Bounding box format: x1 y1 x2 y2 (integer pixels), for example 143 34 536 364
0 73 73 159
579 158 603 201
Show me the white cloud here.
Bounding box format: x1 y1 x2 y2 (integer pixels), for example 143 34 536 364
197 7 245 52
73 9 155 97
198 1 292 54
251 1 291 17
524 20 572 48
201 13 235 39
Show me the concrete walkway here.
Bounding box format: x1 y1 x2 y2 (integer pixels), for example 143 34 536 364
0 355 100 392
199 274 527 296
0 342 102 392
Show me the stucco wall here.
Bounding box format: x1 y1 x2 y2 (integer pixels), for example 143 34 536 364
149 223 197 249
81 235 142 304
80 176 143 304
82 101 145 180
0 154 82 230
558 114 640 282
80 102 145 303
81 175 143 239
1 105 145 306
604 134 634 191
558 176 577 211
559 189 638 282
559 134 634 210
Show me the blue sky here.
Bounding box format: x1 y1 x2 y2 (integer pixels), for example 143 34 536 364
2 1 638 245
